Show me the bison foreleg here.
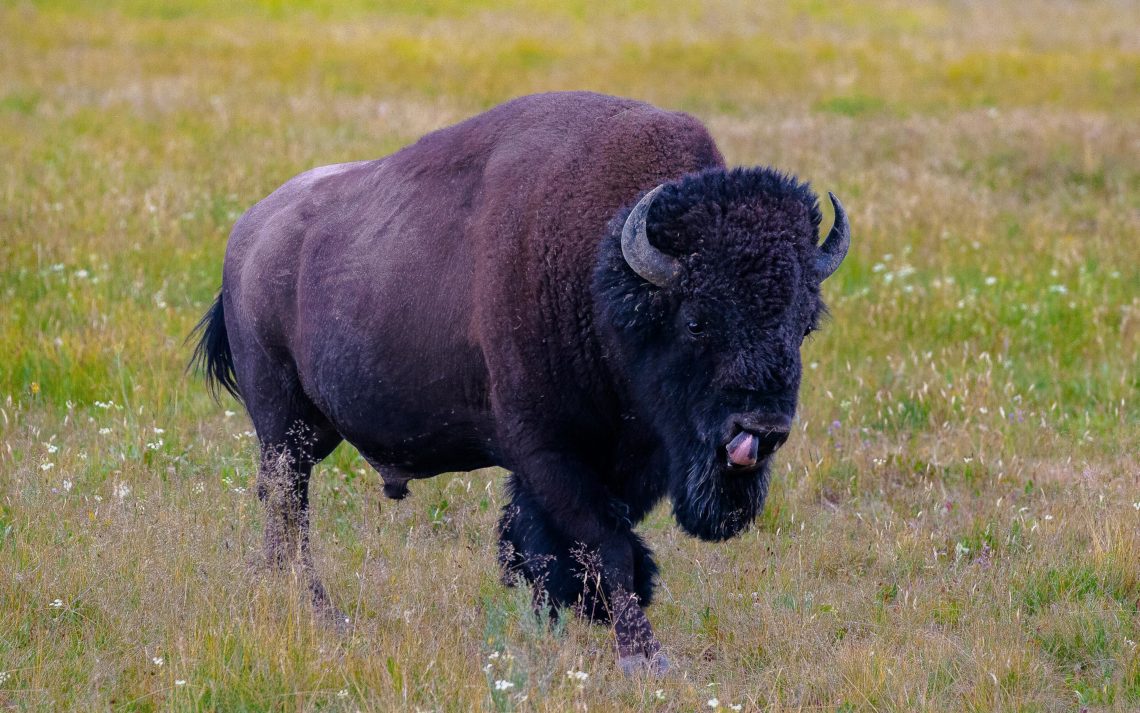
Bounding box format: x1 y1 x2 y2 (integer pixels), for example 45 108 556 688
611 587 669 675
497 468 667 674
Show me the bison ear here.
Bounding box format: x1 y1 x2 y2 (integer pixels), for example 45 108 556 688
621 184 681 287
816 192 850 280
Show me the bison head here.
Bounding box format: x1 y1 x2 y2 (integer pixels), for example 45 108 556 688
594 167 849 541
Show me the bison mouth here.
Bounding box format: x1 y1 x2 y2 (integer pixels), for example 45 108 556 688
722 425 790 472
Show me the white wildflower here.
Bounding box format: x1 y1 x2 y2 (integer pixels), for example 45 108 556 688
153 427 165 434
1048 284 1067 294
50 599 64 608
193 482 205 494
114 482 131 500
224 410 236 418
731 705 743 712
174 679 186 686
494 680 514 691
152 656 163 666
566 669 589 681
0 671 9 684
99 427 111 435
655 689 666 700
337 689 348 699
708 698 720 708
75 269 89 279
40 462 54 471
62 479 72 492
46 443 59 454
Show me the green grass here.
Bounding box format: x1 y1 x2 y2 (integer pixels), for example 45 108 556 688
2 0 1139 710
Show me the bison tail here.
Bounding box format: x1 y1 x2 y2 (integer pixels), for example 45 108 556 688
188 291 241 403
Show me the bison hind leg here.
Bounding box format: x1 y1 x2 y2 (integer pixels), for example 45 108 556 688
245 399 346 630
496 476 658 622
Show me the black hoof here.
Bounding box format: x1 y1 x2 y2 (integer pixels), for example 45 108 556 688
617 651 670 676
316 604 352 635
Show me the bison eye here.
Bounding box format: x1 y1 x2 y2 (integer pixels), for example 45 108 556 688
686 319 706 336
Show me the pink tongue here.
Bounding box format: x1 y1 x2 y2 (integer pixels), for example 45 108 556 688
727 432 758 467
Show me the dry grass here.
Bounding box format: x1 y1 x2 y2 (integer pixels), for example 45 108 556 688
2 0 1139 710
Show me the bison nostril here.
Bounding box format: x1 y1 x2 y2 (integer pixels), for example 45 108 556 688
753 428 789 457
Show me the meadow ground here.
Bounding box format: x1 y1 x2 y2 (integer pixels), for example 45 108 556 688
1 0 1138 710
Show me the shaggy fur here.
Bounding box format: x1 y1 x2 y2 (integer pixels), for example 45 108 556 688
593 167 826 541
191 91 845 669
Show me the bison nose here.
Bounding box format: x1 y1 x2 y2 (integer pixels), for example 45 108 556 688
723 418 791 470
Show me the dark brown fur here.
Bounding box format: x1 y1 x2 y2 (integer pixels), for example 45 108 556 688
192 91 844 672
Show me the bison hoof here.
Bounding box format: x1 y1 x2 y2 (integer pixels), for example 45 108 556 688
617 651 670 676
316 604 353 635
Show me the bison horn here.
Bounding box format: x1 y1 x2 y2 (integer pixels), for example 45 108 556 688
816 192 850 279
621 184 681 287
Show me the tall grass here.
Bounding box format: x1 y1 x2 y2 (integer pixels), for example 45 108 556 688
2 0 1138 709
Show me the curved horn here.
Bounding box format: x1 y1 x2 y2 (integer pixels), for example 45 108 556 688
816 192 850 279
621 184 680 287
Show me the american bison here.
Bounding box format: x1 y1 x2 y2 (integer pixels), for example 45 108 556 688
192 91 849 673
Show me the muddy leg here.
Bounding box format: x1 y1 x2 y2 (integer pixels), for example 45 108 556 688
257 437 348 630
611 588 669 675
497 471 668 675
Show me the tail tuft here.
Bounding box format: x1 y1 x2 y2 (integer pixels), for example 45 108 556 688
188 292 241 403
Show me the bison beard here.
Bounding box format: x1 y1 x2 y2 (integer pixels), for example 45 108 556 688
671 437 771 542
191 91 849 676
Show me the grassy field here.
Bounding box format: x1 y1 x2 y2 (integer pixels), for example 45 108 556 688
2 0 1139 709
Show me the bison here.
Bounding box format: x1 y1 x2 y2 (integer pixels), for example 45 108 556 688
191 91 849 674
